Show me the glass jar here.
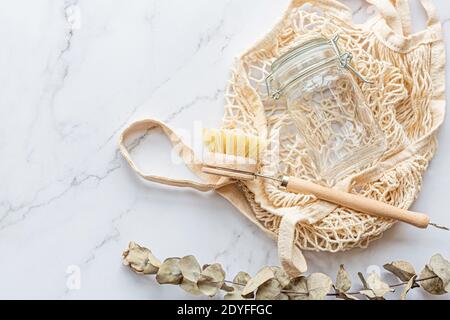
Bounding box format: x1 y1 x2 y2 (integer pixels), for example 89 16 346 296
266 36 386 184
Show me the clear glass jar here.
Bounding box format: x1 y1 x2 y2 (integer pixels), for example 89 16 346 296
266 36 386 183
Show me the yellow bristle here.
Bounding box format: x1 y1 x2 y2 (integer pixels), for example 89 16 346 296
203 128 213 151
236 134 246 157
214 129 222 153
202 128 210 142
248 136 258 160
225 131 235 155
203 128 263 160
221 130 227 154
233 133 238 155
211 129 219 153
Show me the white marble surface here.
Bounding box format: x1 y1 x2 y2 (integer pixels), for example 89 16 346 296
0 0 449 299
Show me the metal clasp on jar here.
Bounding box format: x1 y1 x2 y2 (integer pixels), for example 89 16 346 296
265 35 373 100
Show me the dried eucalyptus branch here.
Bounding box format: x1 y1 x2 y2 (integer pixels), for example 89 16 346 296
228 274 437 297
122 242 450 300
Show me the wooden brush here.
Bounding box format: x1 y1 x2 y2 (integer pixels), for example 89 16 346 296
201 128 437 229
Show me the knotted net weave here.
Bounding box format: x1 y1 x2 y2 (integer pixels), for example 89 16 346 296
221 1 443 253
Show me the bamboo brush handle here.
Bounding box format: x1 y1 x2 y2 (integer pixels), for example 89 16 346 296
284 177 430 228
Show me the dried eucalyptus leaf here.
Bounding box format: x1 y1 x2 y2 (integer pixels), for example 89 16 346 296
367 272 393 297
234 271 254 298
156 257 183 284
360 272 393 299
201 264 225 283
335 264 351 292
307 273 333 300
122 242 161 275
284 276 308 300
419 265 446 295
359 289 381 300
400 275 417 300
336 291 359 300
270 266 291 288
242 267 275 296
202 264 210 270
285 274 332 300
220 283 234 293
197 275 217 296
383 261 416 281
255 279 283 300
224 271 253 300
277 293 289 300
233 271 251 287
419 254 450 295
180 278 203 296
224 291 246 300
197 263 226 297
179 255 201 282
428 254 450 293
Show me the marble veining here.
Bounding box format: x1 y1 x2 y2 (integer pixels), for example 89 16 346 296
0 0 449 299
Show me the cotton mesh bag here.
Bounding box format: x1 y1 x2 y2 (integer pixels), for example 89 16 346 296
119 0 445 276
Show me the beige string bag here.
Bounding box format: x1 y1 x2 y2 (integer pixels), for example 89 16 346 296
119 0 445 276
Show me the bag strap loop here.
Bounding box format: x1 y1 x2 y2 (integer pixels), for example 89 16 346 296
394 0 412 36
419 0 440 28
367 0 439 30
367 0 404 34
118 118 232 192
278 211 309 277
